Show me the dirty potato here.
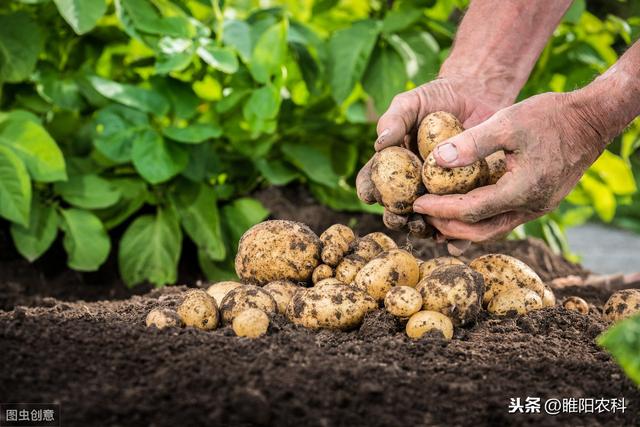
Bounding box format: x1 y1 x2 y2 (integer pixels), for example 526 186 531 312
541 284 556 308
353 249 420 301
384 286 422 318
485 151 507 185
562 296 589 314
406 310 454 340
364 232 397 251
417 111 464 160
371 147 425 214
416 264 484 326
320 224 356 266
146 308 182 329
263 280 301 314
232 308 270 338
487 287 543 316
602 289 640 322
312 264 334 284
286 283 377 330
419 256 465 281
177 289 219 330
422 152 489 195
315 278 345 287
235 220 321 284
220 285 277 324
206 281 243 307
351 237 384 262
335 255 367 284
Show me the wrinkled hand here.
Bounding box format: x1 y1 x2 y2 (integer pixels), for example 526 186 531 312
413 91 606 241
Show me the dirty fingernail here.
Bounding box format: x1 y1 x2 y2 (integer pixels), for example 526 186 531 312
437 143 458 163
375 128 390 145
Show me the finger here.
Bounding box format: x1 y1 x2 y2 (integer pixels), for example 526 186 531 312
383 209 408 231
426 212 528 242
375 91 420 151
447 240 471 256
356 159 376 204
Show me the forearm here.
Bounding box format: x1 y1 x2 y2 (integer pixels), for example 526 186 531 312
440 0 573 108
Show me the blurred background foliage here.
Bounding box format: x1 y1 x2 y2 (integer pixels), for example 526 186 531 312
0 0 639 286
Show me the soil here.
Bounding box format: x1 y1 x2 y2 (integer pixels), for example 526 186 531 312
1 186 638 427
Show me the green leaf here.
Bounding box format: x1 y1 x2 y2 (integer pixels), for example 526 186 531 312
328 20 381 104
382 7 423 34
0 117 67 182
0 12 43 83
243 85 281 121
311 182 384 214
132 129 188 184
155 37 194 74
93 105 149 163
223 20 252 62
119 207 182 287
54 174 121 209
34 68 85 111
150 77 200 120
281 141 341 187
564 0 585 24
87 76 170 115
363 45 407 114
53 0 107 35
590 150 637 196
598 314 640 386
0 146 31 226
163 123 222 144
60 208 111 271
197 42 239 74
396 31 440 83
222 198 270 251
198 250 238 282
94 177 147 229
249 19 288 84
117 0 192 38
10 197 58 262
255 158 299 185
580 174 616 222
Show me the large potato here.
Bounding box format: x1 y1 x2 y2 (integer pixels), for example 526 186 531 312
417 111 464 160
406 310 454 340
469 254 545 307
263 280 301 314
177 289 219 330
353 249 420 301
422 153 489 195
487 287 543 316
364 232 397 251
371 147 425 214
206 281 243 307
286 283 377 330
602 289 640 322
419 256 465 281
235 220 321 284
416 264 484 325
220 284 277 324
384 286 422 318
320 224 355 266
541 284 556 308
232 308 270 338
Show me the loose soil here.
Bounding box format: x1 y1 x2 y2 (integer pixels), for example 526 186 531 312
1 186 638 426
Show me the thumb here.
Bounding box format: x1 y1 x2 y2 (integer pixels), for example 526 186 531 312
431 122 508 168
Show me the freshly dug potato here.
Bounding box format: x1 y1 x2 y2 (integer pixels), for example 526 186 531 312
406 310 454 340
315 278 345 287
286 283 377 330
335 255 367 284
602 289 640 322
419 256 465 280
469 254 545 307
364 232 397 251
422 153 489 195
263 280 301 314
320 224 355 266
351 237 384 262
416 264 484 325
487 287 543 316
146 308 182 329
371 146 425 214
353 249 420 301
235 220 321 284
486 151 507 185
206 281 243 307
417 111 464 160
383 209 408 230
384 286 422 318
562 296 589 314
541 284 556 308
220 285 277 324
312 264 334 284
232 308 270 338
177 289 219 330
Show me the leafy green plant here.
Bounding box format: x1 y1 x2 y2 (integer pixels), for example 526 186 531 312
598 315 640 386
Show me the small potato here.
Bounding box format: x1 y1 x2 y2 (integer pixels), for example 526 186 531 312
235 220 321 284
416 265 484 326
422 152 489 195
206 281 243 307
354 249 420 301
364 232 397 251
351 237 384 262
487 287 543 316
562 296 589 314
417 111 464 160
485 151 507 185
383 210 408 230
315 278 345 287
312 264 334 284
286 283 377 330
220 285 277 324
263 280 301 314
146 308 182 329
177 289 219 330
384 286 422 318
419 256 465 281
371 147 425 214
335 255 367 284
232 308 270 338
602 289 640 323
469 254 546 307
541 284 556 308
406 310 454 340
320 224 356 266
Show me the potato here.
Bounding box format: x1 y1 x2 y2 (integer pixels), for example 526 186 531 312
406 310 454 340
562 296 589 314
263 280 301 314
320 224 355 266
371 147 425 214
235 220 321 284
384 286 422 318
351 237 384 261
487 287 543 316
486 151 507 185
232 308 270 338
220 285 277 324
602 289 640 322
364 232 397 251
417 111 464 160
335 255 367 284
315 278 345 287
422 152 489 195
353 249 420 301
206 281 243 307
469 254 545 307
419 256 465 280
286 283 377 330
541 284 556 307
416 264 484 325
146 308 182 329
312 264 334 284
383 209 408 230
177 289 219 330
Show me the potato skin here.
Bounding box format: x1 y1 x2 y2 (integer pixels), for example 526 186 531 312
263 280 301 314
220 285 277 324
419 256 465 281
312 264 334 284
146 308 182 329
487 287 543 316
371 147 425 214
541 284 556 308
416 264 484 326
320 224 356 266
406 310 454 340
383 210 408 230
206 281 243 307
315 278 345 287
177 289 219 330
422 153 489 195
353 249 420 301
286 283 377 330
485 151 507 185
351 237 384 262
335 255 367 284
469 254 545 307
235 220 321 284
417 111 464 160
602 289 640 322
364 232 397 251
562 296 589 314
232 308 270 338
384 286 422 318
